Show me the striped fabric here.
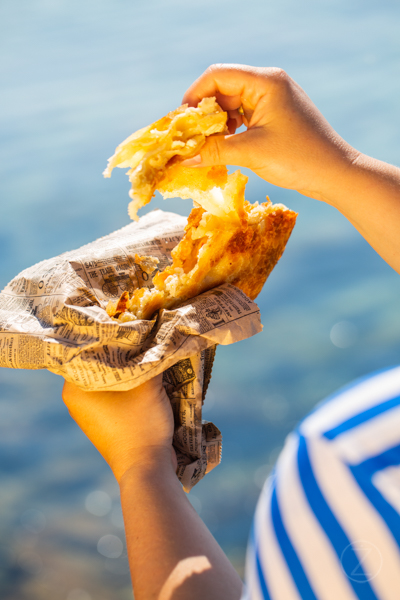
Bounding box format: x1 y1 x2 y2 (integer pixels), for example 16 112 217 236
242 366 400 600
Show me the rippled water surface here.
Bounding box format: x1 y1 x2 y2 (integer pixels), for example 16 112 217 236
1 1 400 597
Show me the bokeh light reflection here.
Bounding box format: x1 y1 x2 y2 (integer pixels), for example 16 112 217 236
97 534 123 559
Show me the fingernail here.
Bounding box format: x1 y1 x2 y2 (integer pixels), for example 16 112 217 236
180 154 202 167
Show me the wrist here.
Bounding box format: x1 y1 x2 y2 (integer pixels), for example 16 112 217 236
300 144 362 207
115 445 177 486
319 151 400 213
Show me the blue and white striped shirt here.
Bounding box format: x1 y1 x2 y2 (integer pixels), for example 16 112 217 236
243 366 400 600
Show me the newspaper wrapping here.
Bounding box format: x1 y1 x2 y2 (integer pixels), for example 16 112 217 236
0 210 263 491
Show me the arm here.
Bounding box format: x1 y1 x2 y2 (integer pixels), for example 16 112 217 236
62 376 242 600
181 64 400 274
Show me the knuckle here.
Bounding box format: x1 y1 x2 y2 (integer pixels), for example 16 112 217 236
207 63 224 72
205 63 226 78
206 63 238 77
268 67 289 84
262 67 292 98
273 67 288 79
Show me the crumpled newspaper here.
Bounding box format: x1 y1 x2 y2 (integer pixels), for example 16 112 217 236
0 210 262 490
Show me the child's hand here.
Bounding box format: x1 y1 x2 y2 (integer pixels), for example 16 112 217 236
62 374 176 483
182 64 358 203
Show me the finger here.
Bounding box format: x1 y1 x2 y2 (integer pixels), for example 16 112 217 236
227 117 237 135
198 133 242 167
182 63 268 109
63 373 164 405
183 64 249 106
215 93 243 112
228 109 243 132
181 129 258 169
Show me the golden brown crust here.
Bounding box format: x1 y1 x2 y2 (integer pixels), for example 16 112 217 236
229 206 298 300
154 202 297 303
107 199 297 321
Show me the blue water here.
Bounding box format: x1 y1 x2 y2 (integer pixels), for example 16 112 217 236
1 1 400 597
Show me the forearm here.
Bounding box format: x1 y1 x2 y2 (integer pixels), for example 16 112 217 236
319 153 400 274
119 452 243 600
62 366 242 599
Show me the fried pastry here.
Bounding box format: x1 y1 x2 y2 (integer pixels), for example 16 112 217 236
106 166 297 321
103 98 228 221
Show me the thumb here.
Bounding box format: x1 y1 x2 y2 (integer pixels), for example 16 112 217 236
181 130 255 169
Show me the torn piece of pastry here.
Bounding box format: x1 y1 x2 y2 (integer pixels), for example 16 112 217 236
103 98 228 221
106 166 297 322
157 164 248 226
